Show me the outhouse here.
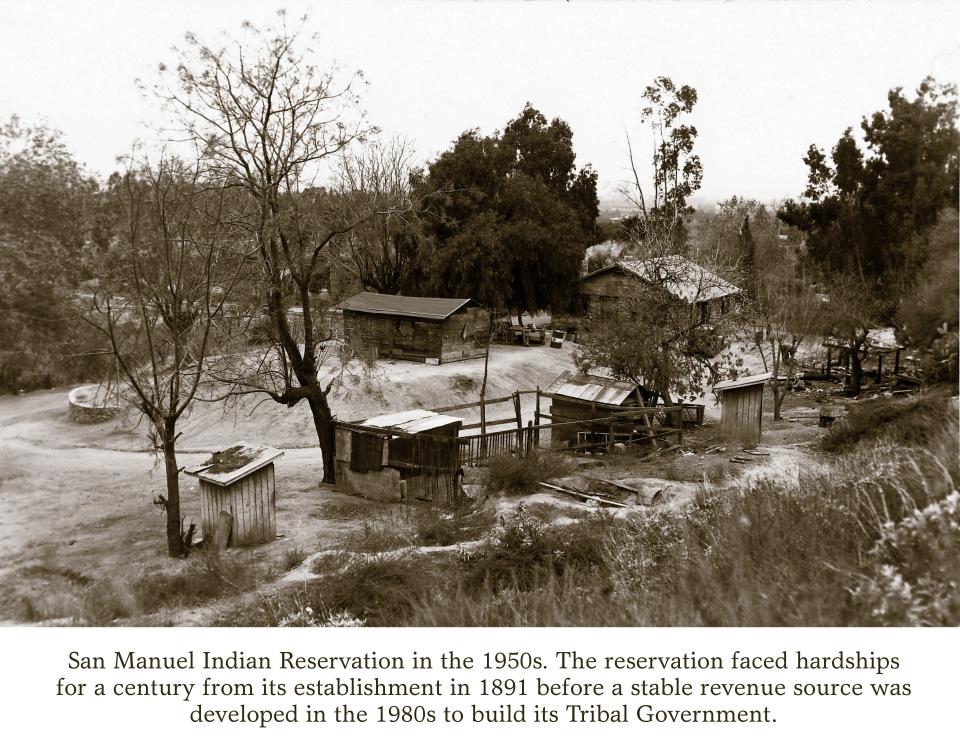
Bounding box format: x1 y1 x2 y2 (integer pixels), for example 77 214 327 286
334 409 463 503
185 443 284 547
713 372 772 447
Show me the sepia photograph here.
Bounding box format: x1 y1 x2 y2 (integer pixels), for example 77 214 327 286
0 0 957 628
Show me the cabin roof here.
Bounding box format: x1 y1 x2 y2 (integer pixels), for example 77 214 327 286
544 370 639 406
336 292 475 321
713 371 773 392
359 409 462 434
185 443 284 487
581 255 741 303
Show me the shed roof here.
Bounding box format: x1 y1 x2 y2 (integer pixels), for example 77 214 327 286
582 255 741 303
359 409 462 434
337 292 475 321
713 372 773 392
544 370 639 406
185 443 284 487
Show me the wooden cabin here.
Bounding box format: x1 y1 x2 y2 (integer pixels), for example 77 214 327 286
334 409 463 503
579 255 741 325
185 443 284 547
713 372 772 448
337 292 489 364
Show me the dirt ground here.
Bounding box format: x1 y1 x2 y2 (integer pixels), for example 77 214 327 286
0 340 830 625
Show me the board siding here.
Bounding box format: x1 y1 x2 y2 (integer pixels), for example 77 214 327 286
720 384 763 447
199 463 277 547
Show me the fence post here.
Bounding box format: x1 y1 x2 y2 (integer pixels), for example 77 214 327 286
534 387 541 448
608 415 615 453
676 407 683 446
526 420 534 458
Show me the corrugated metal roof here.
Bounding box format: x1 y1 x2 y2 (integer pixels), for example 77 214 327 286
185 443 284 487
337 292 474 321
713 372 772 392
544 370 638 406
582 255 741 303
360 409 462 434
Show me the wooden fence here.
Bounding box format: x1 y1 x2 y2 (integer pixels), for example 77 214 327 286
458 404 687 465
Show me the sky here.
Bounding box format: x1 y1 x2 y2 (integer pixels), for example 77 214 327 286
1 0 958 204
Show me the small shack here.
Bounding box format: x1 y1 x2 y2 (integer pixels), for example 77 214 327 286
334 409 463 503
543 372 646 448
185 443 284 547
337 292 489 364
713 372 772 447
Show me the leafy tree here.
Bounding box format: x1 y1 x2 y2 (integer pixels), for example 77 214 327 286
0 118 101 392
623 77 702 252
156 14 396 483
414 104 599 321
575 252 742 408
779 78 958 297
86 156 247 557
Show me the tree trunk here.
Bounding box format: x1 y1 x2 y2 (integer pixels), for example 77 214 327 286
849 346 863 396
306 390 337 484
161 419 186 558
772 384 785 421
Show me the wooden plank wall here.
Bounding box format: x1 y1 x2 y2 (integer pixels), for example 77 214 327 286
720 384 764 447
200 464 276 547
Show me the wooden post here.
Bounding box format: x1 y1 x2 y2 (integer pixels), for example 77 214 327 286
875 352 883 383
894 349 901 375
825 345 832 378
608 415 615 453
526 420 534 458
676 407 683 446
534 387 541 448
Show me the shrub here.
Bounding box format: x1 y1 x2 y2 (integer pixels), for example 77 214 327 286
484 450 574 495
462 506 613 593
819 390 952 452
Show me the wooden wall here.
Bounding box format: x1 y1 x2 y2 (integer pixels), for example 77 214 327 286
200 465 276 547
342 307 489 364
548 396 637 447
719 384 764 447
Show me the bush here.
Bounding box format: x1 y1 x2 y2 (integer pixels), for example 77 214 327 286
484 450 574 495
819 390 952 452
462 506 613 593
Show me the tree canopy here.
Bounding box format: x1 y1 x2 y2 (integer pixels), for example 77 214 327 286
413 104 599 317
778 77 959 296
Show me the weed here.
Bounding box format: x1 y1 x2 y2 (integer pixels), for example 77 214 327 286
484 450 574 495
281 546 307 571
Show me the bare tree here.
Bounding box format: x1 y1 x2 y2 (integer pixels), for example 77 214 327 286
749 262 825 419
824 274 884 396
332 136 426 294
155 14 390 482
85 156 246 557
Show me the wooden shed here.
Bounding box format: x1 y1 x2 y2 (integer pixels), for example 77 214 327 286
337 292 489 364
543 371 645 448
334 409 463 503
185 443 284 547
713 372 772 448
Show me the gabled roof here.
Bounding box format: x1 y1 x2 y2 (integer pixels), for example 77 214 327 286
185 443 284 487
337 292 475 321
360 409 462 434
544 370 639 406
581 255 741 303
713 372 772 392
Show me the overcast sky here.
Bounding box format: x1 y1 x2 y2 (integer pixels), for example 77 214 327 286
2 0 958 204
